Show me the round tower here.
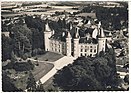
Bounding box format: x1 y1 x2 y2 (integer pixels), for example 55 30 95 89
44 22 52 51
66 31 72 57
98 27 106 53
73 27 79 58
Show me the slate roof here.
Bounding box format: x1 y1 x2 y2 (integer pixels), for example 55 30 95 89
79 37 98 44
50 30 67 42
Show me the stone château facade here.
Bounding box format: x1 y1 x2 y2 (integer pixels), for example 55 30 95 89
44 19 112 58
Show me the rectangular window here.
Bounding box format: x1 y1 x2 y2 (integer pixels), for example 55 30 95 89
85 54 87 56
90 46 92 48
90 49 92 52
81 49 83 52
85 49 87 52
81 53 83 56
94 49 96 52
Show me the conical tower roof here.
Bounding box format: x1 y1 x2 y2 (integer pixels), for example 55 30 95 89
99 28 105 37
74 27 79 38
45 22 51 32
66 31 71 38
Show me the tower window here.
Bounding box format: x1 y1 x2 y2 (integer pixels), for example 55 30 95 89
81 53 83 56
90 46 92 48
81 49 83 52
94 49 96 52
85 49 87 52
90 49 92 52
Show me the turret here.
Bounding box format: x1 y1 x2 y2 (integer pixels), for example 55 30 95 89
66 31 72 56
74 27 79 38
73 27 79 58
70 22 73 31
92 28 98 39
44 22 52 51
98 21 101 29
97 25 106 53
87 20 91 25
45 22 51 32
109 32 112 36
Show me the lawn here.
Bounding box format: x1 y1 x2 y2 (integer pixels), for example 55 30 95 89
32 62 54 81
35 51 64 62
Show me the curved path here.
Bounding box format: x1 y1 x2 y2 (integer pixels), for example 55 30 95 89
34 56 76 84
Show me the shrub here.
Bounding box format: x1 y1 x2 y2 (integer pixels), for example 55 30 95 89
3 61 35 72
34 57 38 60
36 63 39 66
22 53 28 60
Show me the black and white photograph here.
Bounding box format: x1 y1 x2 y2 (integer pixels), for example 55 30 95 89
1 1 129 92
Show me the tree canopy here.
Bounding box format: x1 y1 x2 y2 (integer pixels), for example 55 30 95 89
53 48 121 91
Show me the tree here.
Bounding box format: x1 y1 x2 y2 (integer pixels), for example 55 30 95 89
31 28 44 50
26 71 36 91
124 75 129 84
53 49 119 91
10 25 32 57
2 34 13 61
10 51 17 63
36 80 45 92
2 71 23 92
